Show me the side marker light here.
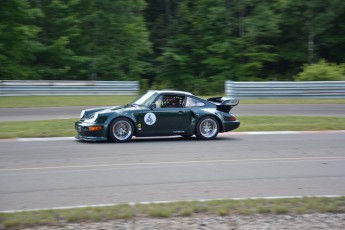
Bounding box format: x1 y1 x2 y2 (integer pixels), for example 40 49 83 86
88 126 103 131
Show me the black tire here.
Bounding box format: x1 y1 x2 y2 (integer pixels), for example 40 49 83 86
195 116 219 140
109 118 134 142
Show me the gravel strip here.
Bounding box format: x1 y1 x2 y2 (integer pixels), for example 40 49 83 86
22 213 345 230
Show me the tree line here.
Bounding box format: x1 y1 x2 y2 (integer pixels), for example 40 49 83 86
1 0 345 94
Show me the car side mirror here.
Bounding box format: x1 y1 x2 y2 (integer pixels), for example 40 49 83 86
149 104 156 110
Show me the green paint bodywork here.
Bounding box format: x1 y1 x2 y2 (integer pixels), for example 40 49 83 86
75 90 240 141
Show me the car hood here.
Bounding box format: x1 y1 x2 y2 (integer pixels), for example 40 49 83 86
97 105 124 114
84 104 146 117
100 104 147 114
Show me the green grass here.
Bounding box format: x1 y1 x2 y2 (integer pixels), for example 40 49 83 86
1 197 344 229
0 116 344 139
0 95 137 108
236 116 345 132
1 95 345 108
0 119 76 139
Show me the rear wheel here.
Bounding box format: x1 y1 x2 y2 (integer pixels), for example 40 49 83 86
195 116 219 140
109 118 134 142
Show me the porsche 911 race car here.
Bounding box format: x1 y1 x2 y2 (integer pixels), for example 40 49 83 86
75 90 240 142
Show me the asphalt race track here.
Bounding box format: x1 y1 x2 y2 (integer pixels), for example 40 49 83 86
1 104 345 121
1 104 344 212
1 132 345 212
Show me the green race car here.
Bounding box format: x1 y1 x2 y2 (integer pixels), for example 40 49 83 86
75 90 240 142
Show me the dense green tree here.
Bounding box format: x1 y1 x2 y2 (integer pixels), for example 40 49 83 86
75 0 151 80
2 0 151 81
318 5 345 64
153 0 238 93
1 0 345 90
29 0 82 80
0 0 41 79
153 0 282 93
274 0 345 78
231 0 282 81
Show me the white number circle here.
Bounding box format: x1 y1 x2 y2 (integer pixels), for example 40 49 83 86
144 113 156 125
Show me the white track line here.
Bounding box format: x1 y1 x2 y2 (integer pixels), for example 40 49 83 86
1 156 344 173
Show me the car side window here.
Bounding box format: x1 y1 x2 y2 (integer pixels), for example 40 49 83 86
185 97 205 107
156 95 185 108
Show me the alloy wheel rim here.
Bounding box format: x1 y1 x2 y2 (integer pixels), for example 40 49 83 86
200 119 217 138
113 120 132 140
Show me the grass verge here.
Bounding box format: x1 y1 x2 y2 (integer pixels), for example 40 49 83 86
0 116 344 139
1 95 345 108
0 95 136 108
236 116 345 132
1 197 344 229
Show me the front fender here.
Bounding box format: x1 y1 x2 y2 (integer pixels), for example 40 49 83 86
105 113 139 137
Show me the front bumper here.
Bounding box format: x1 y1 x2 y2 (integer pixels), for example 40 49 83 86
75 121 108 141
75 135 108 142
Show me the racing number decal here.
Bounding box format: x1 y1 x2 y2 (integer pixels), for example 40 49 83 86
144 113 156 125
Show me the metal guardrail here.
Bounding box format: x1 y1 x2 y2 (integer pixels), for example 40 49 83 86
0 80 140 96
2 80 345 98
225 81 345 98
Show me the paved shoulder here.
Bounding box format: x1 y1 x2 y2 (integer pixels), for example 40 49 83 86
1 104 344 122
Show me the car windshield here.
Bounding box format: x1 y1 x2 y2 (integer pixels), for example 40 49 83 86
131 91 158 106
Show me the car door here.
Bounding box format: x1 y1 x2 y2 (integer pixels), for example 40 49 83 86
138 94 191 135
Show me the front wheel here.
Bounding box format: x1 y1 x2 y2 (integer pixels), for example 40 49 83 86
195 116 219 140
109 118 134 142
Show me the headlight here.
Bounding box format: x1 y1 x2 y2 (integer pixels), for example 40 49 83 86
85 112 98 123
80 110 85 118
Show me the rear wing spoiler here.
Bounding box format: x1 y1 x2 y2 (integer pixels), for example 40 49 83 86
207 97 239 106
207 97 239 113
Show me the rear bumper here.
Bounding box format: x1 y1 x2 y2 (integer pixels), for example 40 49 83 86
223 120 240 132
